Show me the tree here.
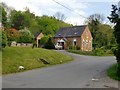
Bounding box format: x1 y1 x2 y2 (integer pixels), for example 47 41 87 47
86 13 115 49
0 3 7 27
10 8 35 30
108 3 120 76
86 14 100 49
18 28 34 43
6 28 20 41
38 15 59 35
0 30 7 48
10 10 25 30
54 12 66 21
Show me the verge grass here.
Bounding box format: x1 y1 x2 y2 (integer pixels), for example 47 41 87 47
107 64 120 81
68 50 114 56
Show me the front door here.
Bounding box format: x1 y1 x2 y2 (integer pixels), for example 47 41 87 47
61 42 64 49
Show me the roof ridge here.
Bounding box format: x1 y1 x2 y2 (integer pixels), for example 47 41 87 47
54 25 87 38
59 25 87 29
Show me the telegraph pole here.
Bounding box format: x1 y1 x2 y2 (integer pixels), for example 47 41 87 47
118 1 120 18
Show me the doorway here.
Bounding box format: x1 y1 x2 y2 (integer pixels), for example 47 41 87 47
61 42 64 49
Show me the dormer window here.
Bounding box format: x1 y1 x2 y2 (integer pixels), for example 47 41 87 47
86 31 88 35
58 34 61 36
74 32 77 35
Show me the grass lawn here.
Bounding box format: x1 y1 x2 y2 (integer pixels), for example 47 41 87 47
2 47 73 74
107 64 120 81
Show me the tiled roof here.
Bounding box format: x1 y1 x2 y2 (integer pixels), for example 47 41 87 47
34 32 42 38
54 25 87 38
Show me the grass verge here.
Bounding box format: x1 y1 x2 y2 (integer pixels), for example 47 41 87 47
67 50 114 56
68 50 95 56
2 47 73 74
107 64 120 81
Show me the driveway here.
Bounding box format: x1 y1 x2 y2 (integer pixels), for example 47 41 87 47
2 50 119 88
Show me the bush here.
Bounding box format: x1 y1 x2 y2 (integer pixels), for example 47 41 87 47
94 48 104 56
111 46 117 55
44 38 55 49
68 46 80 50
40 36 49 45
18 28 34 43
32 39 37 49
105 50 113 54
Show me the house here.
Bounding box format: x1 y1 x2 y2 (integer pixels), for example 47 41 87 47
34 32 44 47
53 25 93 51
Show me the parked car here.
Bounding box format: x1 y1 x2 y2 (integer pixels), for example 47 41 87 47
55 43 62 50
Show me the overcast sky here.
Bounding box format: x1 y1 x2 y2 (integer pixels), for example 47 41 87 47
2 0 119 25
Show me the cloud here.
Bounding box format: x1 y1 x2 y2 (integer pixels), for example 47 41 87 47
65 17 86 25
2 0 89 25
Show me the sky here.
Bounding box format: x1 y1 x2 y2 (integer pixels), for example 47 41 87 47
2 0 120 25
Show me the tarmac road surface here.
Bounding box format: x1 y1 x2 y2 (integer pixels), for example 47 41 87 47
2 50 118 88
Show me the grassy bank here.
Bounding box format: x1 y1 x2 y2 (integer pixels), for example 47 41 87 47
2 47 73 74
107 64 120 81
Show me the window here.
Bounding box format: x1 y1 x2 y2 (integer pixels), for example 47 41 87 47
73 38 77 46
86 31 88 35
86 40 88 48
82 39 84 46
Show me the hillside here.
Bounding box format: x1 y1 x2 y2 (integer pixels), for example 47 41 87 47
2 47 73 74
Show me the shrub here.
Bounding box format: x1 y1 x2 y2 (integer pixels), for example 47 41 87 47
111 46 117 55
94 48 104 56
44 38 55 49
68 46 80 50
32 39 37 49
18 28 34 43
40 36 50 45
105 50 113 54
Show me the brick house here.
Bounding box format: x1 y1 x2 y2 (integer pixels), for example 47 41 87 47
53 25 93 51
34 32 44 47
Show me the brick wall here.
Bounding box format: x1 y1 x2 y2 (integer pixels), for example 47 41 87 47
53 26 93 51
81 26 92 51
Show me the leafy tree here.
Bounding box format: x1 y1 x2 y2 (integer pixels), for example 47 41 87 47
0 3 7 27
0 30 7 48
28 18 41 35
37 15 59 35
18 28 34 43
108 4 120 76
6 28 20 41
86 13 115 49
88 18 100 49
54 12 66 21
10 10 25 30
10 8 35 30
